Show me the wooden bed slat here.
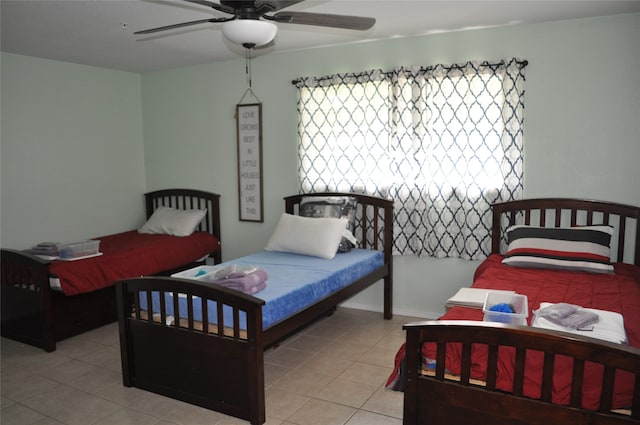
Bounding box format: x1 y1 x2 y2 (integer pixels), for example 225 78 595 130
633 375 640 419
201 298 208 334
172 292 180 329
217 300 224 336
160 291 167 325
133 292 141 321
486 344 498 390
373 206 379 251
187 294 194 329
435 341 447 380
599 365 616 413
145 290 153 323
619 218 627 264
570 358 585 408
460 342 472 385
540 352 555 402
512 347 526 397
233 308 240 339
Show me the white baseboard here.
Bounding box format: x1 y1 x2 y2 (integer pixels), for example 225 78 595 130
339 300 442 321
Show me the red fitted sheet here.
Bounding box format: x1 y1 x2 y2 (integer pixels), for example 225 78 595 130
422 254 640 410
49 230 220 296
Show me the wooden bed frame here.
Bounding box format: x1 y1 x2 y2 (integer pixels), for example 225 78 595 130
115 192 394 425
402 198 640 425
1 188 221 352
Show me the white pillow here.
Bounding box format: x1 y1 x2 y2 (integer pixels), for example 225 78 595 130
138 206 207 237
265 213 348 259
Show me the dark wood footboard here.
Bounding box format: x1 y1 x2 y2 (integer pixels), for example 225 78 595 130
1 249 118 352
116 265 390 424
117 276 267 425
403 321 640 425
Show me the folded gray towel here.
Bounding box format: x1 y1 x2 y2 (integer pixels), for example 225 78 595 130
211 269 268 295
535 302 579 320
535 303 599 330
556 309 599 330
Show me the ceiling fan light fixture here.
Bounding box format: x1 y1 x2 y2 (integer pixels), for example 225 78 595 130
222 19 277 48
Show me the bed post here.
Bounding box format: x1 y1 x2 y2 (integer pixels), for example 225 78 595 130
115 279 133 387
246 301 266 425
383 198 393 320
1 249 56 352
402 324 421 424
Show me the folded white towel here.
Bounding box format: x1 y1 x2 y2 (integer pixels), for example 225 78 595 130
532 302 627 344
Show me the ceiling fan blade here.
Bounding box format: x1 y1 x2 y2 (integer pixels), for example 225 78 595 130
273 11 375 30
182 0 236 15
134 17 231 35
255 0 306 14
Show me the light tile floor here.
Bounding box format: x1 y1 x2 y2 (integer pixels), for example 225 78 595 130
1 308 426 425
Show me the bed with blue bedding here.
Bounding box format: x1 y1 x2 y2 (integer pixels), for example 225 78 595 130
143 249 383 331
116 192 394 425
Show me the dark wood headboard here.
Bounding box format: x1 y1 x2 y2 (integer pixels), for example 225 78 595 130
284 192 394 319
144 188 222 264
491 198 640 266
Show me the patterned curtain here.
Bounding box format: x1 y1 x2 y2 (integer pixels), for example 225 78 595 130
293 58 527 259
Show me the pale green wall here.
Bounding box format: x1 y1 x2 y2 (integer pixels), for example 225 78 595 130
1 13 638 319
141 13 640 318
0 53 145 249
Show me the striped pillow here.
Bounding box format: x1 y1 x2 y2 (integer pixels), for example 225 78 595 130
502 225 614 274
299 196 358 253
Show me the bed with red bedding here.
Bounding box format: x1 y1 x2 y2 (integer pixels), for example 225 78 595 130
1 188 221 352
393 198 640 424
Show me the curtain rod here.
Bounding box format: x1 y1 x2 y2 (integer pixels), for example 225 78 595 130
291 59 529 85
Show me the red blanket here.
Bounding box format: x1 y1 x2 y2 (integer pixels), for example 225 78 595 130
388 254 640 410
49 230 220 296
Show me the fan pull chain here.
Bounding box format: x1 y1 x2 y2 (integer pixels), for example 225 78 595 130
237 48 261 106
245 48 252 89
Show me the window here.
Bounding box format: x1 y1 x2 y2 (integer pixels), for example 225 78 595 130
293 59 527 259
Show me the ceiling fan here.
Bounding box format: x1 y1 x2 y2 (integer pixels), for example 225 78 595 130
135 0 376 49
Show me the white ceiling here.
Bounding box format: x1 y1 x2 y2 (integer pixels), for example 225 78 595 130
2 0 640 73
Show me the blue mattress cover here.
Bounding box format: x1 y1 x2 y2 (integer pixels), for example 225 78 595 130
143 249 384 330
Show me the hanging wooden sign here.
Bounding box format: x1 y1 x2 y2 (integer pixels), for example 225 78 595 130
236 103 264 222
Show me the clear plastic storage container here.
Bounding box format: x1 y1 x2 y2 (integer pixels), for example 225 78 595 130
482 292 528 325
57 240 100 259
171 265 235 283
